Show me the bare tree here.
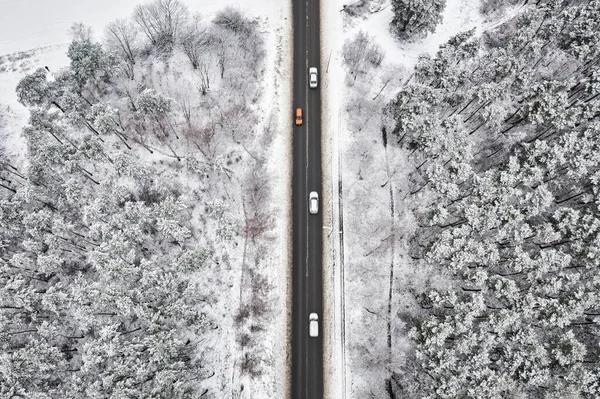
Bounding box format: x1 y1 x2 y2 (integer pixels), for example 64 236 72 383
196 64 210 95
342 31 384 83
104 19 140 79
213 7 252 35
180 14 208 69
212 28 238 79
176 90 193 128
133 0 189 52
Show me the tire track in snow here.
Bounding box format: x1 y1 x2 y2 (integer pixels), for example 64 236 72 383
479 1 529 34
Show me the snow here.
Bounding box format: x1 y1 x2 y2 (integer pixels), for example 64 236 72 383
0 0 289 56
0 0 139 55
248 5 293 395
0 0 292 397
320 0 526 397
480 1 528 32
320 1 346 398
0 44 69 166
0 0 292 167
0 0 531 395
344 0 484 69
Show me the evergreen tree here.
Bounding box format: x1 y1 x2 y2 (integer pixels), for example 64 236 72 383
391 0 446 40
388 1 600 396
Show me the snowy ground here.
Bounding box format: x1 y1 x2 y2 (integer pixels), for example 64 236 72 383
0 0 292 397
320 0 526 397
342 0 483 68
0 0 289 55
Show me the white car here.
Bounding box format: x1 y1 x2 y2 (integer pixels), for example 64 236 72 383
309 67 318 88
309 313 319 337
309 191 319 214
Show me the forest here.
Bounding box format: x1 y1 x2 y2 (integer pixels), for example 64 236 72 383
0 1 279 397
386 0 600 397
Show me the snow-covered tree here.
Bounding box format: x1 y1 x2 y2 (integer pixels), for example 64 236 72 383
133 0 189 52
388 1 600 396
391 0 446 40
135 89 176 140
4 3 272 396
104 18 140 79
179 14 208 70
16 68 61 110
67 38 115 92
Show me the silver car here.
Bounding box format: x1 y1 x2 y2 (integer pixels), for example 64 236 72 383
309 313 319 337
309 67 318 88
309 191 319 214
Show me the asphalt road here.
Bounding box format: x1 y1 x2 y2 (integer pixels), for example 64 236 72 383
291 0 323 397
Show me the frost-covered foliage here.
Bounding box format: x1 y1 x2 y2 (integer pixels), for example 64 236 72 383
5 4 274 398
16 33 115 119
387 1 600 397
15 67 54 108
390 0 446 40
67 39 115 90
136 88 174 118
0 132 216 397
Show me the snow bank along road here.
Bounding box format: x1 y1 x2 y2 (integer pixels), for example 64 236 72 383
291 0 323 398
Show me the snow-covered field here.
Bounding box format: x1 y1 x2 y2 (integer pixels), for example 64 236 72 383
0 0 288 55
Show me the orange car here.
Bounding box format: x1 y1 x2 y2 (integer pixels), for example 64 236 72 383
295 107 303 126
